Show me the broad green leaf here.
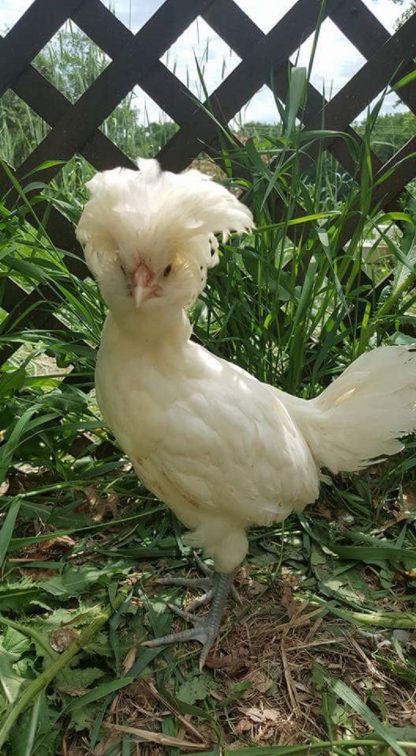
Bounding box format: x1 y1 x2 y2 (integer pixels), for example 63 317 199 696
0 646 25 704
177 673 214 704
0 368 26 398
57 666 105 693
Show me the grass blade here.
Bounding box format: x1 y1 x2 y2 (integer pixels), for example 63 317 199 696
0 498 21 568
321 671 408 756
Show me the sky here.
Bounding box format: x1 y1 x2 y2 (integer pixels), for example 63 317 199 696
0 0 414 125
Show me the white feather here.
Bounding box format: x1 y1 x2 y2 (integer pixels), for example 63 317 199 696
77 159 416 576
76 159 254 277
276 346 416 473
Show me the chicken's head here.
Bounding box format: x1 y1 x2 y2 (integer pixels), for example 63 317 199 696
76 159 253 318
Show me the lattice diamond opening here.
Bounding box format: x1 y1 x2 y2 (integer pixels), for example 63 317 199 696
234 0 296 33
354 100 416 163
100 89 178 161
290 18 367 100
32 21 111 104
0 90 50 168
305 152 354 207
360 216 402 281
231 86 282 130
0 0 32 33
101 0 165 34
360 0 406 33
161 17 241 100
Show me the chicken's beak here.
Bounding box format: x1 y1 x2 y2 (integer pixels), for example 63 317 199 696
131 262 153 308
133 284 147 308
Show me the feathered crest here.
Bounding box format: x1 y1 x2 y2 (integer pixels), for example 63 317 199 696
76 158 254 274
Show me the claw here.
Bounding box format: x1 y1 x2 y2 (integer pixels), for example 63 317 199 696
144 625 208 647
231 583 243 606
142 610 217 670
154 554 241 608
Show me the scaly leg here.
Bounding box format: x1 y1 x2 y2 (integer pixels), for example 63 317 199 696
155 553 241 610
143 570 236 670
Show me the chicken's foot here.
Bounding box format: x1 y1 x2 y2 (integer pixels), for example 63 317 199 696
143 570 236 669
155 552 241 610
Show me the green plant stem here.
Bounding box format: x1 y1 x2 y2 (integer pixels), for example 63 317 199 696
225 739 416 755
340 610 416 628
312 600 416 628
0 590 128 750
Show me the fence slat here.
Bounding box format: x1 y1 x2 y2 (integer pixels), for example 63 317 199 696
74 1 202 127
0 37 135 173
203 0 383 183
307 13 416 134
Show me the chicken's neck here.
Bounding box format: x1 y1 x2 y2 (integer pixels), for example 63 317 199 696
106 304 192 353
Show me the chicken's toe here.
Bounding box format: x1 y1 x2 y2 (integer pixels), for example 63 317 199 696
143 571 236 668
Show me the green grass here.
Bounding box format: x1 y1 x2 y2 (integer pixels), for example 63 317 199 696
0 36 416 755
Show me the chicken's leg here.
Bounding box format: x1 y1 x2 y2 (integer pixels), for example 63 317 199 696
155 552 241 610
143 570 236 669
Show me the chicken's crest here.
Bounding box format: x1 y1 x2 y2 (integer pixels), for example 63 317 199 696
76 159 254 313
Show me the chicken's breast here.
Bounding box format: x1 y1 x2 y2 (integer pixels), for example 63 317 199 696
96 317 319 572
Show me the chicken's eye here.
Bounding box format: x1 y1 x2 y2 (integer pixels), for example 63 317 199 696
163 264 172 278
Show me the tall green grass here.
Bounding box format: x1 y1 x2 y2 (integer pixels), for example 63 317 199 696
1 61 416 496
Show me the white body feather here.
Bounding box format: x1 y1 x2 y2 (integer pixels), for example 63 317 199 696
96 316 416 573
96 314 319 572
276 346 416 474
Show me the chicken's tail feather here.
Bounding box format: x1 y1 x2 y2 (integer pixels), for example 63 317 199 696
279 346 416 474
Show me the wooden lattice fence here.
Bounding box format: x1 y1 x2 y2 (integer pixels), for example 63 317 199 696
1 0 416 366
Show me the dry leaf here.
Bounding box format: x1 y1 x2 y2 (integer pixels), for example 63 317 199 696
262 708 280 723
83 485 120 521
235 718 252 733
248 580 264 596
205 647 248 675
50 627 79 652
122 643 138 674
24 535 75 560
244 706 281 725
243 669 273 695
244 706 264 724
280 581 299 619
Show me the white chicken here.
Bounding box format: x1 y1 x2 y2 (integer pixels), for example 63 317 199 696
76 158 416 668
